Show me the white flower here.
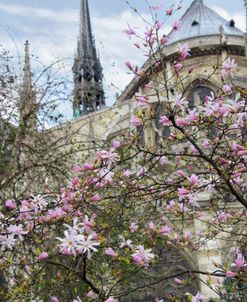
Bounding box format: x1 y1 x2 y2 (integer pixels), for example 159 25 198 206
0 234 16 250
57 230 78 255
76 234 100 259
7 224 27 241
31 195 48 212
119 235 133 249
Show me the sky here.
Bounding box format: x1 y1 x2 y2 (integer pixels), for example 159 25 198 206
0 0 245 120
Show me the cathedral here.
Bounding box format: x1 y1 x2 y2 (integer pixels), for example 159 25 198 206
17 0 246 300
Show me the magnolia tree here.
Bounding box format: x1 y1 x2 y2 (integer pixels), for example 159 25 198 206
0 2 247 302
0 44 92 202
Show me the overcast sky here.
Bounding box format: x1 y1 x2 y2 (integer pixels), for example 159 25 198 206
0 0 245 119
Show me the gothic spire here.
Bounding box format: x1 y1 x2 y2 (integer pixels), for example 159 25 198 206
19 41 37 129
73 0 105 118
79 0 96 59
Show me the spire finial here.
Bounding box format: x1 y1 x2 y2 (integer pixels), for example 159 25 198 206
79 0 96 58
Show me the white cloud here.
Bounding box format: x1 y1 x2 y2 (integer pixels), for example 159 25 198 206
212 5 245 32
0 4 78 24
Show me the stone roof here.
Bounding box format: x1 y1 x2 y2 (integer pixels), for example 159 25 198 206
168 0 244 44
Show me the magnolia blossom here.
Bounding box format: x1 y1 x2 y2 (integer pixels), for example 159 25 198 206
51 297 59 302
160 225 171 235
125 61 134 70
233 253 246 268
7 224 27 241
160 115 172 126
222 57 237 76
136 167 147 177
178 44 190 60
0 234 16 250
172 20 182 31
222 84 233 94
226 270 237 278
129 222 138 233
38 252 49 261
123 23 137 38
166 8 173 15
105 247 118 257
132 245 155 267
119 235 133 249
135 94 149 105
130 116 142 127
174 63 183 73
105 297 116 302
5 199 17 209
192 292 203 302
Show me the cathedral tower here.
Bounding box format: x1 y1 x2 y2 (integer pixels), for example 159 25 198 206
73 0 105 118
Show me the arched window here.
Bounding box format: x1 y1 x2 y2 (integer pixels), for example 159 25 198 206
187 85 214 108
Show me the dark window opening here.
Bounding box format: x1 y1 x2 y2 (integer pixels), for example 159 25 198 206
229 19 235 27
192 20 199 26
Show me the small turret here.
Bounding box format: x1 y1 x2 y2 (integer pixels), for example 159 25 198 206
19 41 37 129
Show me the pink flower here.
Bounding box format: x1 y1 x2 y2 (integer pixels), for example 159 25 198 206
135 94 149 105
125 61 134 70
176 170 186 177
82 163 94 171
72 165 83 173
5 199 17 209
123 24 137 38
202 139 211 148
132 245 155 267
129 222 138 233
192 292 203 302
174 63 183 73
176 118 188 127
188 174 198 186
123 169 132 177
86 291 94 298
160 35 169 45
91 194 101 202
166 8 173 15
226 271 237 278
130 116 142 127
105 297 116 302
178 187 190 196
172 21 182 31
222 84 233 94
136 167 147 177
160 225 171 235
159 115 171 126
38 251 49 261
51 297 59 302
112 140 121 149
187 109 199 122
105 247 118 257
148 221 156 232
178 44 190 61
174 277 183 284
158 156 167 165
188 66 194 73
234 254 246 268
222 57 237 76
